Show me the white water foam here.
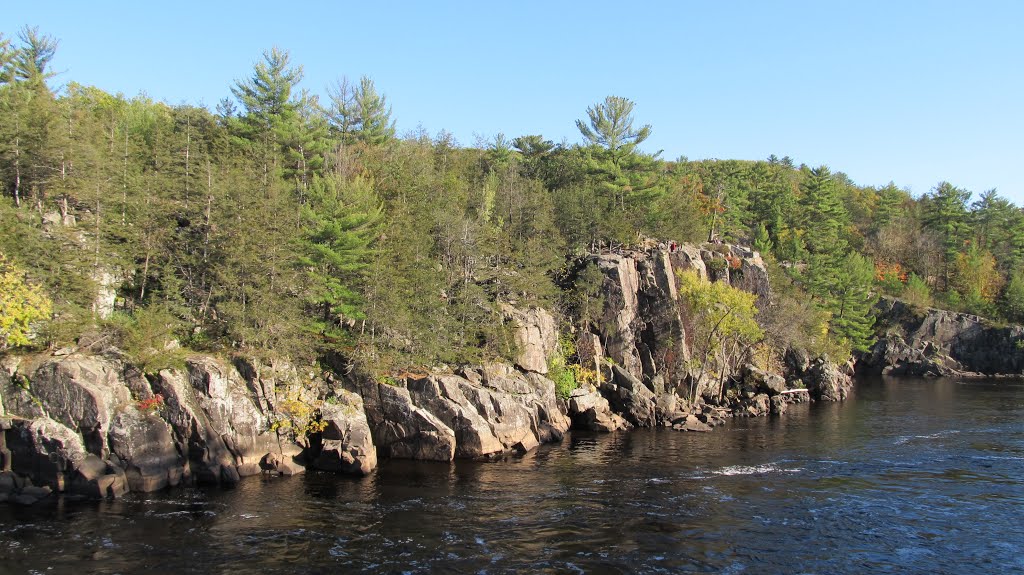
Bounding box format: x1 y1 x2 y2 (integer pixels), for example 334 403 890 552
893 430 961 445
710 463 803 476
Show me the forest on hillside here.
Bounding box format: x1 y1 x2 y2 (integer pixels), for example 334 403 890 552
2 28 1023 375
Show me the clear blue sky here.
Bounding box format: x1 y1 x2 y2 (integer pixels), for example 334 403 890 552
6 1 1023 204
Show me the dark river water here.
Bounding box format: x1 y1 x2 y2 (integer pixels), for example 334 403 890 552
3 376 1024 574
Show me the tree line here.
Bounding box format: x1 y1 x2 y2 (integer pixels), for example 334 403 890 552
1 28 1022 372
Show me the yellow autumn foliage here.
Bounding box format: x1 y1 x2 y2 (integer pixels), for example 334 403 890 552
0 253 52 349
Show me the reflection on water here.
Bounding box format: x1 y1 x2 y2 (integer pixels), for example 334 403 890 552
2 377 1024 574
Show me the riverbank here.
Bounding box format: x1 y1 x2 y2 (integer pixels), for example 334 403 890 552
3 376 1022 575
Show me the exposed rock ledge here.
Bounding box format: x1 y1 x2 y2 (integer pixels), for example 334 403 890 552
860 297 1024 377
1 243 860 504
0 352 375 504
0 348 849 505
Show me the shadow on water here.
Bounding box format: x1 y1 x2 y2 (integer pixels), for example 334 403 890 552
3 376 1024 574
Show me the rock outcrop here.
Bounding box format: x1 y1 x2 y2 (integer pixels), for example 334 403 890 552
356 364 570 461
860 297 1024 377
567 387 630 432
577 244 785 424
0 351 373 501
785 348 854 401
1 241 867 504
501 304 559 374
311 391 377 475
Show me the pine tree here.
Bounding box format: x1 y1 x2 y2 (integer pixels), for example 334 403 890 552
11 26 58 84
921 181 970 289
230 47 303 187
299 173 382 340
575 96 662 243
799 165 849 259
576 96 651 154
752 221 773 255
327 76 395 146
872 182 907 233
825 252 877 353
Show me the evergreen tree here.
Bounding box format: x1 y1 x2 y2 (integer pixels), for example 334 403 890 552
327 75 395 146
575 96 662 242
299 173 382 340
11 26 58 83
799 165 849 259
230 47 303 187
872 182 907 233
1000 269 1024 323
921 181 970 289
577 96 651 154
752 221 773 255
826 252 877 353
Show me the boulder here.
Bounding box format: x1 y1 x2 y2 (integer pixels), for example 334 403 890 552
28 356 132 457
457 376 539 452
672 414 712 432
407 375 504 458
669 244 708 280
770 394 787 415
257 452 303 476
602 365 657 427
0 370 47 420
743 364 786 396
311 391 377 475
67 454 128 498
745 393 771 417
522 372 572 438
567 387 630 432
6 416 88 490
807 359 853 402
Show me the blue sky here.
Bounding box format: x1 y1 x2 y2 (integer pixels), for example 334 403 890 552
5 1 1023 204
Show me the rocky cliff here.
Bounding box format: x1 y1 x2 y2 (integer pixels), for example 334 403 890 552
0 345 573 503
0 352 375 504
1 242 856 505
860 297 1024 377
574 244 847 419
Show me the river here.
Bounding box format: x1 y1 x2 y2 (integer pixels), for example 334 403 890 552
2 376 1023 574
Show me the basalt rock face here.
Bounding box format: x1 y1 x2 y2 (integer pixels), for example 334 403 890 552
581 245 779 423
784 348 854 402
0 351 376 501
592 249 691 401
355 364 570 461
2 240 862 501
860 297 1024 377
501 304 559 375
311 390 377 475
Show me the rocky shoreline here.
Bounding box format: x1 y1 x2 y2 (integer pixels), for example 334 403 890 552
860 297 1024 378
0 348 843 507
0 244 899 505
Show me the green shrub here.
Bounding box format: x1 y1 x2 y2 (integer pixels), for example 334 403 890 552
105 304 186 373
549 360 577 399
902 274 932 309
